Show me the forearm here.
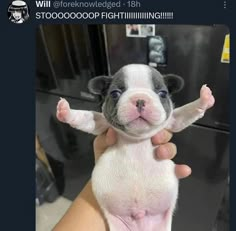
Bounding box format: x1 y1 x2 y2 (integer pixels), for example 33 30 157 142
53 180 108 231
57 98 109 135
167 85 214 132
68 110 109 135
167 99 204 132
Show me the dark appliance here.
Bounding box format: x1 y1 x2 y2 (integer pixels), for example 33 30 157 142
36 24 108 199
104 24 229 231
36 158 59 205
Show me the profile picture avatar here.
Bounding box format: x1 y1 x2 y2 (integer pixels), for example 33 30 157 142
8 0 29 24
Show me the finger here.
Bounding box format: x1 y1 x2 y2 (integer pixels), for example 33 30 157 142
175 164 192 179
105 128 117 146
151 130 173 145
155 143 177 160
93 128 117 158
93 132 108 156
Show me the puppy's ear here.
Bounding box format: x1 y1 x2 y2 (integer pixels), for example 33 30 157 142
163 74 184 94
88 76 112 96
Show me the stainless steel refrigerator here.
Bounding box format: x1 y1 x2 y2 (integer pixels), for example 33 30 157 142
104 24 229 231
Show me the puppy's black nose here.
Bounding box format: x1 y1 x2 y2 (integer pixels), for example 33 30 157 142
136 99 145 112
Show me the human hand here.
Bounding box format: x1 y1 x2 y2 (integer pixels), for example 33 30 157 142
93 128 191 179
151 129 191 179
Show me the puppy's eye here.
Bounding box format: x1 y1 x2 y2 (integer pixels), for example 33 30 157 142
158 90 168 98
110 90 122 99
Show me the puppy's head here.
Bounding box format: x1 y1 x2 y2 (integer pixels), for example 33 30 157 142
89 64 184 139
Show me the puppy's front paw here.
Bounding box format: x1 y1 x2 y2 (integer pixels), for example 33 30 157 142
56 98 71 122
199 85 215 111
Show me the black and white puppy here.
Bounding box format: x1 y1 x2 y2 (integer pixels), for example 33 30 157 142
56 64 215 231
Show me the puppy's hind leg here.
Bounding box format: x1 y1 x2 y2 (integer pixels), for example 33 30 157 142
103 208 174 231
103 211 133 231
159 207 174 231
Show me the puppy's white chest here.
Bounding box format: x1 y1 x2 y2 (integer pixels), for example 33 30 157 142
92 137 178 216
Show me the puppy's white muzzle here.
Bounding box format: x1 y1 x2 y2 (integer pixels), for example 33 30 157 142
117 89 167 133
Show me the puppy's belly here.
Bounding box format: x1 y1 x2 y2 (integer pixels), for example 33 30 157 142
92 147 178 217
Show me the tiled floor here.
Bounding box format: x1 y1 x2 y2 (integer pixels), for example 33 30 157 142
36 197 72 231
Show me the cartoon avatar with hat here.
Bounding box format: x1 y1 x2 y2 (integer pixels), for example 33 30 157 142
8 0 29 24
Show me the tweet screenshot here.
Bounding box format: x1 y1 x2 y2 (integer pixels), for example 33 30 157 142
0 0 233 230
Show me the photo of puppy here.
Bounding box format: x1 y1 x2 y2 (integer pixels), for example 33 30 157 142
56 64 215 231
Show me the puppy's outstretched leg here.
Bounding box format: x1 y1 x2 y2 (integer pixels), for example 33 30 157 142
56 98 109 135
167 85 215 133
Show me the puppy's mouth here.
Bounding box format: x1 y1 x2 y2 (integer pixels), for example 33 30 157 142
127 115 152 126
